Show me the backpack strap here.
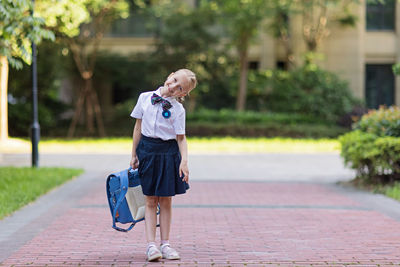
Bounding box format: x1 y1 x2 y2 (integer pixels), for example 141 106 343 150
112 169 136 232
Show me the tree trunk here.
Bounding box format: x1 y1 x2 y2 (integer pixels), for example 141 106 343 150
88 82 105 137
68 82 88 138
236 48 249 111
0 55 9 142
67 76 105 137
67 37 106 137
85 79 95 134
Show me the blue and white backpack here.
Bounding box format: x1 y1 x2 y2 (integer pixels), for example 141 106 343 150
106 168 158 232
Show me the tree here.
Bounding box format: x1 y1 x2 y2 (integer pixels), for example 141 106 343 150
144 0 221 111
300 0 357 53
210 0 267 111
0 0 54 141
268 0 358 66
36 0 129 137
268 0 295 69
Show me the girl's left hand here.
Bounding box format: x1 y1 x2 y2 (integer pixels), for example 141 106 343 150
179 161 189 183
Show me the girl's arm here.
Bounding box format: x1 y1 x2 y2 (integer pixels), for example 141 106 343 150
176 134 189 182
130 119 142 169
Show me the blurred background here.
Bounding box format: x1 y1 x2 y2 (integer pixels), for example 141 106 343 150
1 0 399 139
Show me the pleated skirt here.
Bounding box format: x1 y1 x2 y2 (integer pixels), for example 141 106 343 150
136 134 189 196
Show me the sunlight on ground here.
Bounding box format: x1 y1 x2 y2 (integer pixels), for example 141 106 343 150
0 138 31 153
0 137 340 154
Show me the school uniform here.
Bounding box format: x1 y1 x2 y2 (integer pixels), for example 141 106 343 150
131 87 189 197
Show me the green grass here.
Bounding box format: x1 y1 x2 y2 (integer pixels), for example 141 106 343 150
385 182 400 201
0 137 340 154
0 167 83 219
346 178 400 203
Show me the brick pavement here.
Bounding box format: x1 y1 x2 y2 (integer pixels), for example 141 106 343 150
1 174 400 266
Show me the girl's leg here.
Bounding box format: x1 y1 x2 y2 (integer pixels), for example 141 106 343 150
159 196 172 241
145 196 159 243
158 196 180 260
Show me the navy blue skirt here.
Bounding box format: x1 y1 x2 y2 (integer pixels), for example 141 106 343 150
136 135 189 197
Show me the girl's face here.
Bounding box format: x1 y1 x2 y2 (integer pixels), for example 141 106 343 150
162 71 191 98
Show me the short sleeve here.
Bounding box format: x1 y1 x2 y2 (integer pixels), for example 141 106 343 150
130 93 144 119
173 109 186 135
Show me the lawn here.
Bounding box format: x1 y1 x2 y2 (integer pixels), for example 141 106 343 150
0 137 340 154
385 182 400 201
0 167 83 219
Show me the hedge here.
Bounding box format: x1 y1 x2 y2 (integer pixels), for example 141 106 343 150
339 106 400 182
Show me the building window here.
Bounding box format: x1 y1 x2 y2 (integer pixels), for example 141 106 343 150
365 64 395 109
366 0 395 31
248 61 259 70
276 61 288 70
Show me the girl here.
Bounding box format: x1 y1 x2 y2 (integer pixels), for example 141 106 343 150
129 69 197 261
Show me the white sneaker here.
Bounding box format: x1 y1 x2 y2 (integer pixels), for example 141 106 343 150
146 244 162 262
160 244 181 260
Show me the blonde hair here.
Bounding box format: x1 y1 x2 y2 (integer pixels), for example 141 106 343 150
175 68 197 103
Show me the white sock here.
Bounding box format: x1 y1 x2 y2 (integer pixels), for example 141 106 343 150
147 242 156 250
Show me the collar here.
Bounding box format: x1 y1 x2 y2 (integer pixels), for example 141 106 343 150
155 87 175 102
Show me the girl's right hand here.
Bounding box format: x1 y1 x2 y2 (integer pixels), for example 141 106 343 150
130 155 139 169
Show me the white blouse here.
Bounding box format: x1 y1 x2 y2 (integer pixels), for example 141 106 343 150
130 88 186 140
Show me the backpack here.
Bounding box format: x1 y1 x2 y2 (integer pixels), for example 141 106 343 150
106 168 158 232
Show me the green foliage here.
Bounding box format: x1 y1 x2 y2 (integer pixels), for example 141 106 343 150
249 65 360 122
340 130 400 181
393 63 400 76
36 0 129 38
385 182 400 201
339 106 400 182
339 130 378 175
143 0 237 110
186 108 326 125
8 101 61 136
354 106 400 137
208 0 270 110
95 1 238 112
0 0 55 68
186 109 345 137
185 109 346 138
211 0 267 49
99 94 348 138
94 52 156 103
7 41 71 136
187 121 347 138
0 167 83 219
36 0 90 37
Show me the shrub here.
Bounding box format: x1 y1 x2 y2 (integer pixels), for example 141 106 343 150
354 106 400 137
248 65 361 122
185 109 347 138
187 121 346 138
8 99 68 137
339 106 400 182
186 108 327 125
105 102 347 138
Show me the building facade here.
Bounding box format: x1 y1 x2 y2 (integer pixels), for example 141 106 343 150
100 0 399 109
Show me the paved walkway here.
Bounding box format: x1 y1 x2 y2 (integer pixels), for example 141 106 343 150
1 153 400 266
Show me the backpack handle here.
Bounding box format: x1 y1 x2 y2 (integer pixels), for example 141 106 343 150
111 169 136 232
